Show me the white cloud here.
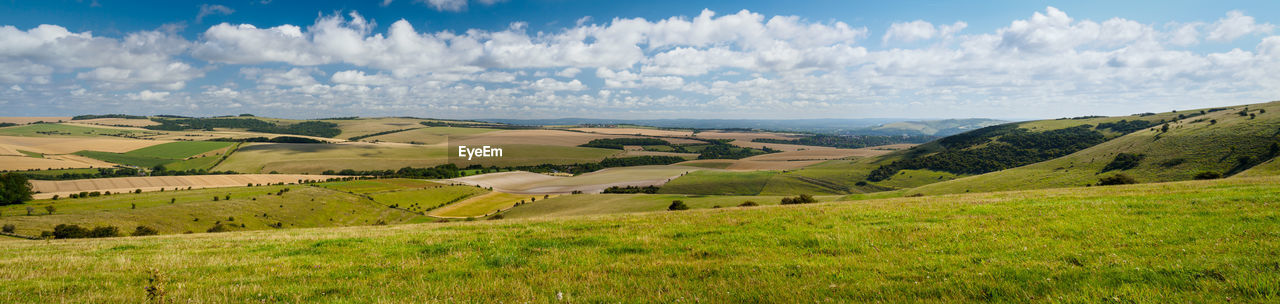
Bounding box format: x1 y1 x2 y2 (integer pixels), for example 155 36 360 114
197 4 235 23
883 20 966 44
529 78 586 91
126 90 170 101
416 0 503 12
331 70 393 85
242 67 321 87
555 67 581 78
1208 10 1275 41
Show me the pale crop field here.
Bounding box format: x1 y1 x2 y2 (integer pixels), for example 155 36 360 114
29 174 342 199
212 142 447 174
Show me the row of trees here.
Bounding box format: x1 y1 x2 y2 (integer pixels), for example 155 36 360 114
752 134 936 149
579 138 671 149
146 118 341 138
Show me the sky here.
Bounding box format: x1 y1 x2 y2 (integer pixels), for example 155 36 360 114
1 0 1278 119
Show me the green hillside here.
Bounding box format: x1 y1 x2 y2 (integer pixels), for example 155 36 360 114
2 176 1277 302
73 141 234 169
907 102 1280 195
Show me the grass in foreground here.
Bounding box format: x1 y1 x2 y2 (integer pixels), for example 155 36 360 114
1 176 1277 302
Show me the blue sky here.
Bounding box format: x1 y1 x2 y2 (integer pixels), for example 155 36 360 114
1 0 1278 119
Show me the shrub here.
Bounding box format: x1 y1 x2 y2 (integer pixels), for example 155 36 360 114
739 201 759 207
2 224 14 233
1101 153 1144 172
780 194 816 205
51 224 88 239
668 200 689 211
1097 174 1138 186
87 226 121 238
132 226 159 236
1194 171 1222 180
206 223 230 233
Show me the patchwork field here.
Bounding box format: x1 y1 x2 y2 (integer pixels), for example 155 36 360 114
72 118 161 127
2 176 1276 302
359 126 499 144
212 143 447 174
29 174 341 199
0 117 71 125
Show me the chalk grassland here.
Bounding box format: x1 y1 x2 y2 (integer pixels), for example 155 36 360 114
316 179 445 194
906 102 1280 195
448 166 702 194
2 177 1277 302
28 174 341 199
212 143 448 174
0 186 422 236
428 191 551 218
502 194 842 219
359 126 501 144
367 186 489 211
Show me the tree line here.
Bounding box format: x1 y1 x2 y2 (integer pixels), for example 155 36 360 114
146 118 341 138
868 125 1107 181
752 134 936 149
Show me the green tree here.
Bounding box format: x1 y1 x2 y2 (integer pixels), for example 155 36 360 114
45 205 56 215
668 200 689 211
0 173 35 205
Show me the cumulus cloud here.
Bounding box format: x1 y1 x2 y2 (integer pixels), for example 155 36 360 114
126 90 170 101
883 20 966 44
1208 10 1274 41
416 0 505 12
196 4 235 23
3 7 1280 118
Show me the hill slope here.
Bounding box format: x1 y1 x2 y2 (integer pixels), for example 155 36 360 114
1 176 1277 302
907 102 1280 195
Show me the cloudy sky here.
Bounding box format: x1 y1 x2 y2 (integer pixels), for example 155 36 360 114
1 0 1278 119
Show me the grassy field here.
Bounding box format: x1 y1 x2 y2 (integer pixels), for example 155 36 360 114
316 179 444 194
656 170 777 195
428 192 545 218
123 141 234 159
73 141 234 168
502 194 842 218
368 186 488 212
0 123 154 137
0 185 425 236
361 126 500 144
17 149 42 158
1 176 1277 302
213 143 448 174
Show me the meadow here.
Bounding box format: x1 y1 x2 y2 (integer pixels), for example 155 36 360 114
0 176 1276 302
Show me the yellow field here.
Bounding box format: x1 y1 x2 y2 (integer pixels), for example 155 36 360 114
29 174 342 199
0 117 71 124
212 142 447 174
0 135 169 154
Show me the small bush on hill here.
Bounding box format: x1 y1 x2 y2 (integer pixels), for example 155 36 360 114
780 194 816 205
1101 153 1145 172
2 224 14 233
738 201 759 207
1097 174 1138 186
133 226 159 236
668 200 689 211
